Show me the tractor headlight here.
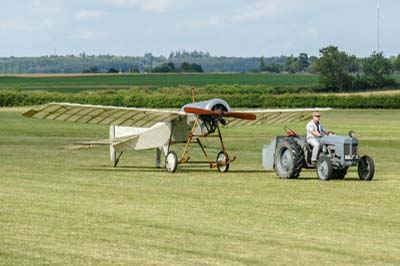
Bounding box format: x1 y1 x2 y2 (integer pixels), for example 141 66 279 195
348 130 356 138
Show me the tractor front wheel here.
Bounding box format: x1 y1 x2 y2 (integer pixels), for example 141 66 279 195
358 155 374 181
316 156 333 181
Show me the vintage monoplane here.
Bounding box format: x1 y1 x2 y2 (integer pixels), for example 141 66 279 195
23 92 329 173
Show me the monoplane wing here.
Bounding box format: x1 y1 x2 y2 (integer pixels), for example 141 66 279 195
23 102 186 127
224 108 332 127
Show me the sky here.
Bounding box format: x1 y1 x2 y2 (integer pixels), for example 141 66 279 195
0 0 399 58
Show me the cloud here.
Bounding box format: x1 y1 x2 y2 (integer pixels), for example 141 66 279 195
0 20 35 32
104 0 179 12
67 28 106 41
205 0 319 27
30 0 65 15
75 9 106 20
231 1 282 22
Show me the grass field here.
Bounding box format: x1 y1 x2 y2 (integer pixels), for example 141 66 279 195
0 73 399 92
0 73 320 92
1 108 400 265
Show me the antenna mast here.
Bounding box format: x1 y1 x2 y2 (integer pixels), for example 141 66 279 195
377 1 381 52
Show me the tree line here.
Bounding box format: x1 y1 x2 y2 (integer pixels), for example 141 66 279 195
259 46 400 91
0 52 282 73
1 48 399 91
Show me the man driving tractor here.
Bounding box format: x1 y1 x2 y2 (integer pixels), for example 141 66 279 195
306 111 333 166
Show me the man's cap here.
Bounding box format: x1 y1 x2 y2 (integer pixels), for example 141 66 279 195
312 111 321 117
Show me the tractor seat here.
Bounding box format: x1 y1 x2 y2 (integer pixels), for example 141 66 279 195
304 141 313 151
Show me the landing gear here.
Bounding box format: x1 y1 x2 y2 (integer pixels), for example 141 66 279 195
216 151 230 172
165 151 178 173
165 117 235 173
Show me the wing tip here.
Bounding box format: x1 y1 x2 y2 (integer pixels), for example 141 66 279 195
22 109 37 118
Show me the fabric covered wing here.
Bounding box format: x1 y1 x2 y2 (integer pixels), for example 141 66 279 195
225 108 332 127
23 102 185 127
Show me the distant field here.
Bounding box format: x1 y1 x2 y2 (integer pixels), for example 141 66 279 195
0 73 320 92
1 73 398 94
1 73 399 109
1 108 400 265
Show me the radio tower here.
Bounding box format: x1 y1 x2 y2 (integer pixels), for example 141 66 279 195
377 0 381 52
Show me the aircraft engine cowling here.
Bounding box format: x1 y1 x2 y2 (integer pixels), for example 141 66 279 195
180 98 232 113
180 99 232 135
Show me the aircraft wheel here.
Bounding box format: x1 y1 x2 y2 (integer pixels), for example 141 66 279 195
216 151 230 172
165 151 178 173
358 155 374 181
316 155 332 181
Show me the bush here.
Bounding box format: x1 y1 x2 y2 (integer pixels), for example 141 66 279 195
352 76 372 91
2 87 400 109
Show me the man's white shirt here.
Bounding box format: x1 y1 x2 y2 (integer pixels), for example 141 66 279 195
306 120 325 140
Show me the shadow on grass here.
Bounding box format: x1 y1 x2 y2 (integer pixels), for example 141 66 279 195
80 164 268 174
81 165 163 173
78 165 380 181
293 176 378 182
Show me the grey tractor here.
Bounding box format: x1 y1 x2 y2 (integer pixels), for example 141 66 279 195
262 129 375 181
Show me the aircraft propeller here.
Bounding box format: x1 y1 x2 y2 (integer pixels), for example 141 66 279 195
183 107 256 120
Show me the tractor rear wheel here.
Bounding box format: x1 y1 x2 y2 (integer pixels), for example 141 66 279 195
274 138 304 179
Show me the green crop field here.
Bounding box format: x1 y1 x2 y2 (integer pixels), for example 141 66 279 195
1 73 399 92
1 108 400 265
0 73 320 92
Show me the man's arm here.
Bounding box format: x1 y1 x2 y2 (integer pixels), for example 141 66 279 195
311 129 322 137
321 124 334 135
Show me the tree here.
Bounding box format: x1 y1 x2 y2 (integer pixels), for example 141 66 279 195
152 62 175 73
362 52 393 88
180 62 191 72
315 46 353 91
108 68 119 73
298 53 309 72
180 62 203 72
307 56 319 73
81 66 99 73
264 63 281 73
393 54 400 72
284 55 299 73
259 56 266 71
190 63 204 72
347 55 360 74
128 67 140 73
166 62 175 71
143 53 154 68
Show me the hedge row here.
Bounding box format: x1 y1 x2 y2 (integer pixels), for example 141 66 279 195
1 88 400 109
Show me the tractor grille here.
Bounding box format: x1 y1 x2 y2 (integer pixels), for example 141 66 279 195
344 144 358 156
